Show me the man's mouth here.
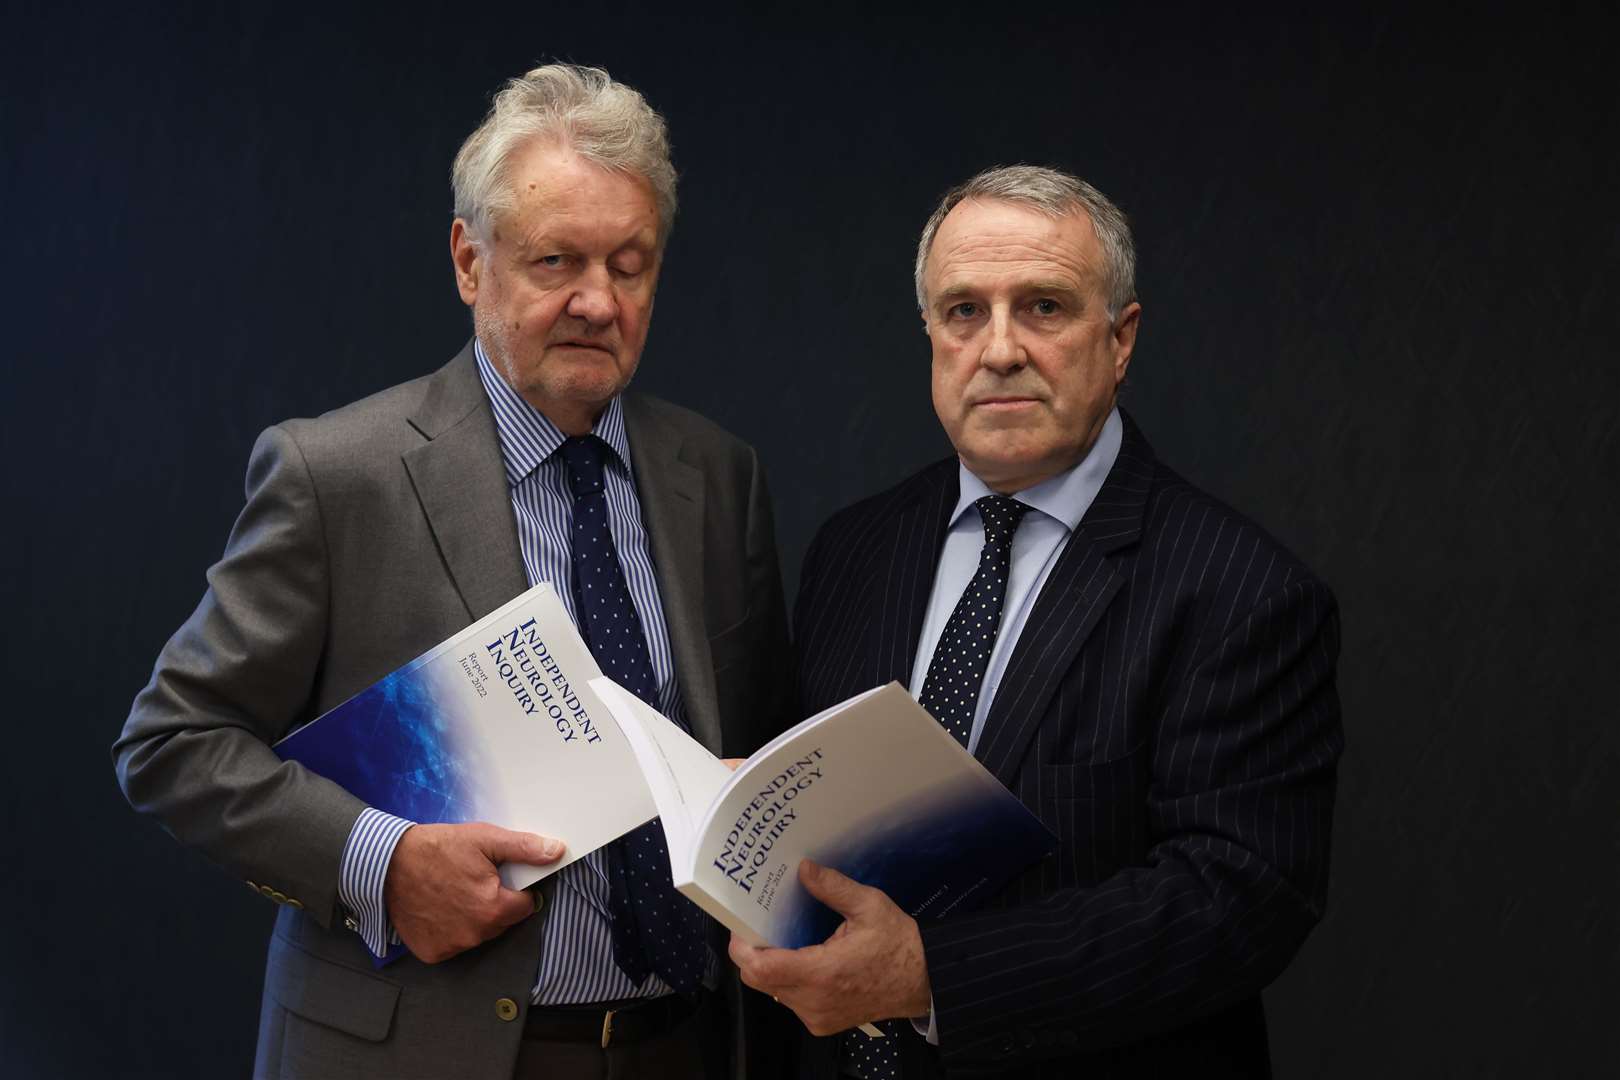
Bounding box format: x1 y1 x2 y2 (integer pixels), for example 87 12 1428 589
971 396 1040 410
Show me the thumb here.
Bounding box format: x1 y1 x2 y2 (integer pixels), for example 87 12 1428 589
491 885 538 931
798 859 872 917
476 824 565 866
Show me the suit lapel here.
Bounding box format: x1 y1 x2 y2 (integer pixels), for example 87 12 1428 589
879 464 958 687
974 414 1157 787
621 395 720 753
400 344 528 622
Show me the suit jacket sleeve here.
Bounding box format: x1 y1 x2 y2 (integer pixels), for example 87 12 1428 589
113 424 366 928
921 575 1342 1070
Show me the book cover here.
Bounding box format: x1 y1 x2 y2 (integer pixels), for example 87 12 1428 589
591 679 1057 950
274 582 655 889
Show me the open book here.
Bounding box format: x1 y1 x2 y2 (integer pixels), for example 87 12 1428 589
273 575 1054 964
589 678 1057 952
273 581 654 889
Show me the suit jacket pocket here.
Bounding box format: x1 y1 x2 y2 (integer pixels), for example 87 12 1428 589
1039 753 1140 803
265 934 401 1043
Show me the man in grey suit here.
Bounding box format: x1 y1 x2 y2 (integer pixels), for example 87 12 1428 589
114 64 791 1079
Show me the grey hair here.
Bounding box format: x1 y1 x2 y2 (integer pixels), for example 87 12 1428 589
452 63 677 245
913 165 1136 319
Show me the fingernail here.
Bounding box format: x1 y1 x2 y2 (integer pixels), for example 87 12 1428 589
541 838 563 859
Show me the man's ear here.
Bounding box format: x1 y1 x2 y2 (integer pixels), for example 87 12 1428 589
450 219 482 306
1112 301 1142 384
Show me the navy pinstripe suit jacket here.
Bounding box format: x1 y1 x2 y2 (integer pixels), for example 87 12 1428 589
792 413 1343 1079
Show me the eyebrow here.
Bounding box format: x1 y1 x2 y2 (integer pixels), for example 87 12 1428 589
516 222 660 254
1019 279 1085 298
933 279 1084 306
933 284 978 306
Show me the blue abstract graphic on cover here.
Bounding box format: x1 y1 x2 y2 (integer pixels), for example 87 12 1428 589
276 655 499 825
780 782 1052 949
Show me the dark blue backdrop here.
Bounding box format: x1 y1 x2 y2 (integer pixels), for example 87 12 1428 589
5 5 1615 1076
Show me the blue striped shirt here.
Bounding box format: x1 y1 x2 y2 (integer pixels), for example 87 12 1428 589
337 339 710 1003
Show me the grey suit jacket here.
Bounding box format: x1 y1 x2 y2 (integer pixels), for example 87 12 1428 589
114 343 794 1078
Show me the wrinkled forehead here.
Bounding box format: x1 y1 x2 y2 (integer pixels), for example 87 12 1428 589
497 141 662 247
927 197 1102 296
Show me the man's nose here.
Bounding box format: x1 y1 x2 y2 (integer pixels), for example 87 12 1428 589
980 310 1025 373
565 266 619 325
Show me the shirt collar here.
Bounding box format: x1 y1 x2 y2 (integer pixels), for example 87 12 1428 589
473 339 634 487
950 406 1124 532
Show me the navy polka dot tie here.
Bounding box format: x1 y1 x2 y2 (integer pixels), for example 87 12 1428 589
918 495 1031 748
559 435 708 994
840 494 1030 1078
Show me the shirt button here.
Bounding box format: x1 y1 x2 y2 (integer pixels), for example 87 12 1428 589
495 998 520 1022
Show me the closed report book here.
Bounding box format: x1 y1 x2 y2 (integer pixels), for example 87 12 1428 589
589 678 1057 951
274 582 655 890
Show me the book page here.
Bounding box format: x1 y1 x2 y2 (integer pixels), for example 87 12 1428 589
589 677 733 867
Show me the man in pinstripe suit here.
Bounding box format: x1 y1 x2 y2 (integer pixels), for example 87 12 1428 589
732 166 1343 1078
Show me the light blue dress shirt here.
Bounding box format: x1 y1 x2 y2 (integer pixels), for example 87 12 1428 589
908 409 1123 743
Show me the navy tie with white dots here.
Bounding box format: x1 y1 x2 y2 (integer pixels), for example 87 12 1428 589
840 493 1030 1078
559 434 708 995
917 495 1031 748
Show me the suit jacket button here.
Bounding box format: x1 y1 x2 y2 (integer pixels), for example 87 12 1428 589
245 880 259 893
495 998 520 1022
258 884 277 900
269 890 288 905
285 897 303 909
531 890 545 915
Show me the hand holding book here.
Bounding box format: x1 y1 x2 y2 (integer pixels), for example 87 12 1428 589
590 677 1056 1039
384 823 565 963
728 859 932 1036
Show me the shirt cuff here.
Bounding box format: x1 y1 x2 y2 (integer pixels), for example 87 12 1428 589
910 997 939 1045
337 808 414 960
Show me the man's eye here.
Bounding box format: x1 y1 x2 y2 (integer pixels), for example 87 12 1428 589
948 302 980 319
1031 299 1059 315
534 254 566 268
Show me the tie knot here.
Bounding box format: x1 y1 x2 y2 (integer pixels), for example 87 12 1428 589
974 495 1029 546
559 435 610 497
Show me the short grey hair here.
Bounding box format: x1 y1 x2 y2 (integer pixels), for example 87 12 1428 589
914 164 1136 319
452 63 677 245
